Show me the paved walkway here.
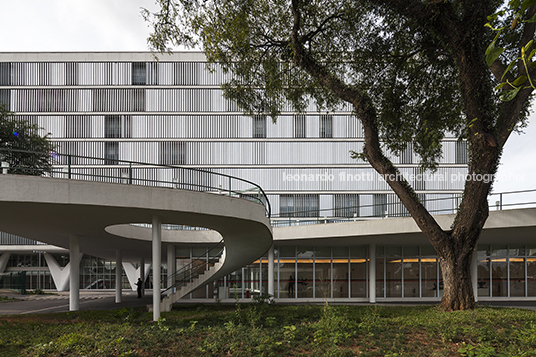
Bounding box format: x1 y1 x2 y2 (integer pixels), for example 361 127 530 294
2 290 536 315
0 290 153 315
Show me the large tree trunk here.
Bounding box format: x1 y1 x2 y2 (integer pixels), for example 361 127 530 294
439 250 475 311
288 0 531 311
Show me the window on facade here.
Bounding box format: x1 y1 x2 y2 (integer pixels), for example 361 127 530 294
38 89 65 112
0 62 11 85
400 143 413 164
280 194 319 217
413 167 425 191
373 194 387 217
456 140 468 164
320 115 333 138
334 194 359 217
65 62 78 85
253 115 266 138
173 62 200 85
0 89 10 110
104 142 119 165
105 115 132 138
38 63 49 86
294 114 306 138
160 142 186 165
65 116 91 138
105 115 121 138
132 62 146 85
147 62 158 85
132 88 145 111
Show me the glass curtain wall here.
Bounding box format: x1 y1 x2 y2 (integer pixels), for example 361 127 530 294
478 245 536 298
271 245 368 299
376 246 443 299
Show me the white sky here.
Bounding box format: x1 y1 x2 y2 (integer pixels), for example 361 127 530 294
0 0 534 197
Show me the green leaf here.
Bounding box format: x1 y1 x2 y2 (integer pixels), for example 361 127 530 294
499 86 522 101
510 0 521 9
502 59 517 80
524 39 534 54
495 82 507 90
513 75 528 85
486 31 504 67
487 10 505 22
484 23 506 31
526 13 536 22
521 0 536 13
486 47 504 67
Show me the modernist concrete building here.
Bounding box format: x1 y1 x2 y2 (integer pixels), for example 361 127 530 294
1 52 534 305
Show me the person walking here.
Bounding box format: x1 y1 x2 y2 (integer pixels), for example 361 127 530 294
136 278 143 298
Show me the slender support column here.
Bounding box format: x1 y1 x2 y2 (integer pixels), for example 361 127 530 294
471 249 478 303
1 162 9 174
268 244 274 299
140 258 145 297
369 243 376 303
0 253 11 273
69 235 80 311
115 250 122 303
167 244 176 294
152 216 162 321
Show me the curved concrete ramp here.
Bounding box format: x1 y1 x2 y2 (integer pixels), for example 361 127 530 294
0 175 273 308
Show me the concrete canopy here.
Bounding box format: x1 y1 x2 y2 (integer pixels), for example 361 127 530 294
0 175 273 269
273 207 536 246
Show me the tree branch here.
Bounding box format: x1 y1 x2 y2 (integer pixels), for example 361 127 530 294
290 0 450 251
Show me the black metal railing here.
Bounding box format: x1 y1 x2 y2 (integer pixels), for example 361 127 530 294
0 148 271 217
161 239 225 298
270 189 536 227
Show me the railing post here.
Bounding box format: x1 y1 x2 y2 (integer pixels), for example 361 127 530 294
129 162 132 184
1 162 9 174
67 155 72 179
228 177 232 196
500 193 503 210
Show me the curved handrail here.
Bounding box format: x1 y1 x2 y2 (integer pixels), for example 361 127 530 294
271 189 536 226
161 239 224 297
0 147 271 217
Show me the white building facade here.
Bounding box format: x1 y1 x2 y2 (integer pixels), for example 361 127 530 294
2 52 525 302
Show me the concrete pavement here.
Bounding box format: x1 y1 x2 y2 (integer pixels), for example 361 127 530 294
0 290 153 315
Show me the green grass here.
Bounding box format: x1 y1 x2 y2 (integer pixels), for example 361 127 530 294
1 303 536 356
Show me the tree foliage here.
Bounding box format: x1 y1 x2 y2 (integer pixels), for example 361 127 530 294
143 0 536 310
0 104 55 175
486 0 536 102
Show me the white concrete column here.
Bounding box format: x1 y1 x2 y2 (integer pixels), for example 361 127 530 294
369 243 376 303
268 244 274 298
1 162 9 174
152 216 162 321
115 250 122 303
0 252 11 273
69 235 80 311
471 248 478 303
140 258 145 297
167 243 176 293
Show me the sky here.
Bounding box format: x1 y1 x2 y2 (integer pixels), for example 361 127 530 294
0 0 535 201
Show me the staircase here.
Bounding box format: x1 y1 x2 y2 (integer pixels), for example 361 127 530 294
151 240 226 312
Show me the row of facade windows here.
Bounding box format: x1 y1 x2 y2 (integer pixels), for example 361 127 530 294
0 61 231 86
8 245 531 299
0 88 352 113
51 141 468 166
11 113 368 139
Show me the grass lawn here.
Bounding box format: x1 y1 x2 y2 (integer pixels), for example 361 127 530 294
1 302 536 356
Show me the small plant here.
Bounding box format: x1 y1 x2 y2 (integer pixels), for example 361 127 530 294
252 293 274 305
458 343 507 357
